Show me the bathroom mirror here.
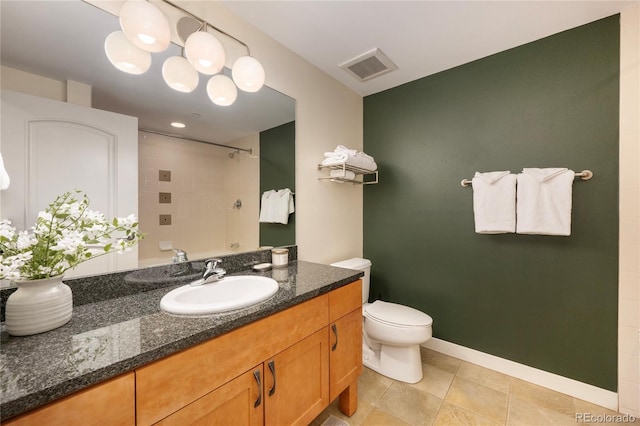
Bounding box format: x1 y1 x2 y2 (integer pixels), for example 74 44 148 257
0 0 295 274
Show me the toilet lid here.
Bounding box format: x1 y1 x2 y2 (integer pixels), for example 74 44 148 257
364 301 433 327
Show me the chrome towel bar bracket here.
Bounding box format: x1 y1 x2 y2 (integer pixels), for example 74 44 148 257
460 170 593 187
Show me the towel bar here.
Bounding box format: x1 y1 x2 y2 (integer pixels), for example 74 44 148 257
460 170 593 187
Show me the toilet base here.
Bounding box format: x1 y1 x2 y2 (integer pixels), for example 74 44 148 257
362 342 423 384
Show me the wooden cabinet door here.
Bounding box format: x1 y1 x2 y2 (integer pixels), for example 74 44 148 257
329 308 363 401
3 373 134 426
265 328 329 426
155 366 264 426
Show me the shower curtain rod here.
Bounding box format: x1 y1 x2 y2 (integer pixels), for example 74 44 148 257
139 128 253 154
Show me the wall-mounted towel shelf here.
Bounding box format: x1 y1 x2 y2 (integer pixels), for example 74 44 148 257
318 163 378 185
460 170 593 187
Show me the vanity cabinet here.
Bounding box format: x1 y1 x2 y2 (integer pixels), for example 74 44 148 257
3 373 135 426
135 291 331 425
4 280 362 426
138 280 361 425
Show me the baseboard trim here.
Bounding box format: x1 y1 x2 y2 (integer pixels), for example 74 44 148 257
423 338 618 411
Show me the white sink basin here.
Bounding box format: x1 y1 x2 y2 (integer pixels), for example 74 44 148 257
160 275 279 315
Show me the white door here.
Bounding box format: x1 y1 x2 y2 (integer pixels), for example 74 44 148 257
1 90 138 278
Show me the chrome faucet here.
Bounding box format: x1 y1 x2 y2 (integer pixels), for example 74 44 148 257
202 258 226 281
172 249 188 263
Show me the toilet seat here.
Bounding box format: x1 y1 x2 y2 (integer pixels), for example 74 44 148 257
364 300 433 328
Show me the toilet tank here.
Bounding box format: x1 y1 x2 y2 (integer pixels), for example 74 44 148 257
330 258 372 304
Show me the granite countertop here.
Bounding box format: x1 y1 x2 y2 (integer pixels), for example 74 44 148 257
0 260 363 420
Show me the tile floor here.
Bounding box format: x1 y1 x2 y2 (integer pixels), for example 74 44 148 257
311 348 639 426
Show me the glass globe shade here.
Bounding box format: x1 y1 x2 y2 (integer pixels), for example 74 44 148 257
104 31 151 75
162 56 199 93
207 75 237 106
232 56 265 93
119 0 171 53
185 31 226 75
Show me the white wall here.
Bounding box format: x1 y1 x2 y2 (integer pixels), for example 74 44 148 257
179 1 364 265
619 2 640 417
1 66 91 106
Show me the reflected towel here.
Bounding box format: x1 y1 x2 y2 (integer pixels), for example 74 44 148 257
516 168 574 236
259 189 294 225
0 152 9 190
471 171 516 234
259 190 276 223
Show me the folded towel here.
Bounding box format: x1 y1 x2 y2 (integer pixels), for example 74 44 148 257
330 169 356 180
321 145 378 171
472 171 516 234
335 145 357 155
321 152 377 171
259 188 294 225
516 168 574 236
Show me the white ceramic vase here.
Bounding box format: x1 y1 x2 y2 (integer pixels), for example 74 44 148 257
5 275 73 336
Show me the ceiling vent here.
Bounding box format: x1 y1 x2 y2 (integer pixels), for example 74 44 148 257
340 48 397 82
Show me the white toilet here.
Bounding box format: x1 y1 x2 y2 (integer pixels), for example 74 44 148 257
331 258 433 384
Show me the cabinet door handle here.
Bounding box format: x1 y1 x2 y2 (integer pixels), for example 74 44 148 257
268 360 276 396
331 324 338 351
253 369 262 407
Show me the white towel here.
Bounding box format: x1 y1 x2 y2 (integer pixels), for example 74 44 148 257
471 171 516 234
321 145 378 171
259 190 276 223
259 188 294 225
516 168 574 236
0 152 10 190
330 169 356 180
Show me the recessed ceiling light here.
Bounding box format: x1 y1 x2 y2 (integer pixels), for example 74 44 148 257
171 122 186 128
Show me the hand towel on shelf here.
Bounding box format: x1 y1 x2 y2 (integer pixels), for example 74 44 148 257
516 168 574 236
330 169 356 180
471 171 516 234
259 190 276 223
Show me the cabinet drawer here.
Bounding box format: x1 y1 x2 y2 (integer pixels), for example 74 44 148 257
136 294 328 425
4 373 134 426
328 280 362 323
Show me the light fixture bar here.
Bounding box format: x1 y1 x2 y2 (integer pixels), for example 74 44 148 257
140 128 253 154
161 0 251 55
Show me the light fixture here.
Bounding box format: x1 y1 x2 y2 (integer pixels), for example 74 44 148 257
232 56 265 93
162 56 199 92
185 31 225 75
119 0 171 53
207 75 237 106
105 0 265 107
104 31 152 75
171 122 186 128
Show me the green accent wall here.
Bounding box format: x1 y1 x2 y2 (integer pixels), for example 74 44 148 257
260 121 296 247
363 16 619 390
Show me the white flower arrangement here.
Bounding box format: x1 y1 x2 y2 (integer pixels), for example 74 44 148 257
0 190 143 281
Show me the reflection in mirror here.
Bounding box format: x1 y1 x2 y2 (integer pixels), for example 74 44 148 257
0 0 295 278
